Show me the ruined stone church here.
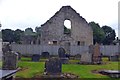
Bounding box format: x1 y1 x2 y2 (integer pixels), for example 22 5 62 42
40 6 93 46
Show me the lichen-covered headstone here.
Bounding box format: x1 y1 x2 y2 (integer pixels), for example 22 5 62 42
2 51 18 70
32 54 40 62
44 57 62 75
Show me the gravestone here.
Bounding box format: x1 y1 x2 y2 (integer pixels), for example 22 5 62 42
74 54 81 59
44 57 62 75
58 47 66 58
31 54 40 62
93 43 102 64
2 51 18 70
89 45 94 54
41 52 50 58
109 54 119 61
58 47 69 64
80 52 92 64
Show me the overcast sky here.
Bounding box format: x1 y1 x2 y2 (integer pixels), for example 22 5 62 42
0 0 119 37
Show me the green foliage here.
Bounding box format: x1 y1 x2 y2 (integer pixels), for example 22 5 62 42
35 26 41 36
2 29 15 43
14 29 24 43
25 28 33 32
64 26 71 34
24 28 36 36
2 29 24 43
102 26 116 45
89 22 105 44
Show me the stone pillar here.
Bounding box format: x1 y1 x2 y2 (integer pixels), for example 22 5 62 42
92 43 102 64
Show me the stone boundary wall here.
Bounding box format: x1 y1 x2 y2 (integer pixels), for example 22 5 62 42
11 44 119 56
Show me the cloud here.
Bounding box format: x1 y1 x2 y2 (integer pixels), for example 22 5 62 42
0 0 119 37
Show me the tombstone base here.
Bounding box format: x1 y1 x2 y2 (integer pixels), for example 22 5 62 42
99 70 120 78
109 56 119 61
42 73 78 79
42 74 63 78
60 58 69 64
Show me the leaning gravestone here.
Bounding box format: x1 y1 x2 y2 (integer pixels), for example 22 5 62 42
58 47 69 64
41 52 50 58
2 51 18 70
80 52 92 64
44 57 62 75
31 54 40 62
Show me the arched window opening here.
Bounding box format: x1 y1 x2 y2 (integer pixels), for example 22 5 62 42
64 20 71 35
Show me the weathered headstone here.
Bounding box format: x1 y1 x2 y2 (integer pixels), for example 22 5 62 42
41 52 50 58
58 47 69 64
31 54 40 62
58 47 66 58
89 45 94 54
44 57 62 75
80 52 92 64
93 43 102 64
2 51 18 70
109 54 119 61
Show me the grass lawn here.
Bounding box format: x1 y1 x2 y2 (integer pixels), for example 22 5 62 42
16 57 119 79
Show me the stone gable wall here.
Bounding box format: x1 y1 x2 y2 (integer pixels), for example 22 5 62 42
40 6 93 46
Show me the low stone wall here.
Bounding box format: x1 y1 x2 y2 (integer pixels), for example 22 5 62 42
11 44 119 56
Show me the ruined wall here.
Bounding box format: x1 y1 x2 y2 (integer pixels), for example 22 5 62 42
40 6 93 46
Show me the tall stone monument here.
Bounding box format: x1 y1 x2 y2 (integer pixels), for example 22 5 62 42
92 43 102 64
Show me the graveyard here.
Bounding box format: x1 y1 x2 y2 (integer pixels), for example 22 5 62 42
15 57 119 78
0 5 120 80
1 40 119 79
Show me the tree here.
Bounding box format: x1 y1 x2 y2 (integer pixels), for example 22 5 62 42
2 29 15 43
14 29 24 43
102 26 116 45
35 26 41 36
64 26 71 34
89 22 105 44
25 27 33 32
